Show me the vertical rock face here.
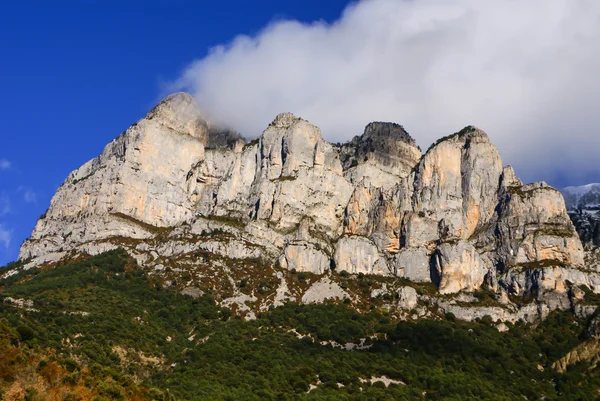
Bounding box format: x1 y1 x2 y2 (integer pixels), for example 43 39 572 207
394 247 431 282
341 123 420 253
250 113 353 237
333 235 390 275
568 211 600 248
434 241 487 294
410 127 503 245
279 242 330 274
496 182 584 268
20 92 588 306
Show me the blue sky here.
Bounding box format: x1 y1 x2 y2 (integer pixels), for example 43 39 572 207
0 1 352 264
1 0 599 265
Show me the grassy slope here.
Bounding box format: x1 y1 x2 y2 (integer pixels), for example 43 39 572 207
1 249 599 400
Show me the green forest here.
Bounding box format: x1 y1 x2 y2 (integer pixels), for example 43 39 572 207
1 249 599 400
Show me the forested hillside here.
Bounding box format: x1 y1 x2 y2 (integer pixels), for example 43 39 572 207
1 250 600 400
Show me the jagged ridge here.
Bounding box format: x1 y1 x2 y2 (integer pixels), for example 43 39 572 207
15 92 597 322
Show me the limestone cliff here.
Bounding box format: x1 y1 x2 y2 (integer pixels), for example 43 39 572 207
18 93 595 320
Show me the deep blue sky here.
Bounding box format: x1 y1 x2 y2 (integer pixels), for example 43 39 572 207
0 0 352 264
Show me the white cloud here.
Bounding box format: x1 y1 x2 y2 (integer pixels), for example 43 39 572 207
0 195 12 251
0 224 11 249
0 194 10 216
174 0 600 185
0 159 10 170
18 187 37 205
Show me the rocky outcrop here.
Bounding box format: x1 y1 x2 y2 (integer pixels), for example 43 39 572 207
19 93 590 314
333 236 390 275
439 303 546 324
499 266 600 296
568 211 600 248
410 127 503 244
434 241 487 294
394 247 432 282
279 242 330 274
553 338 600 373
339 122 421 176
301 277 350 304
552 314 600 373
561 184 600 248
496 182 584 268
396 286 418 310
249 112 354 237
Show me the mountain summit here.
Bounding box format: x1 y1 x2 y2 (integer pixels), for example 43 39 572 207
16 93 596 321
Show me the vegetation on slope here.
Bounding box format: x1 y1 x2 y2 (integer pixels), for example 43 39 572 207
1 250 600 400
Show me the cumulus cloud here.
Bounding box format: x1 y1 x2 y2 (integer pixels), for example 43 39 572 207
173 0 600 185
0 159 10 170
0 224 11 249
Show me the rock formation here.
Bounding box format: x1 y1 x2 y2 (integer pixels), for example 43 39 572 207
562 183 600 211
18 92 594 318
561 184 600 248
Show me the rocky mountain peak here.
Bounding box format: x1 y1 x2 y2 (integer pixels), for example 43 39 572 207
16 92 594 323
145 92 245 150
145 92 209 141
500 165 522 189
456 125 488 139
362 121 417 146
339 121 421 176
425 125 490 154
269 112 304 129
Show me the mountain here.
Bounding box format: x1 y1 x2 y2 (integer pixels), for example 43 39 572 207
11 92 598 323
3 93 600 399
562 183 600 211
561 185 600 248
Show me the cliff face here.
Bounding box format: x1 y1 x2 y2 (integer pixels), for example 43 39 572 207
19 93 594 318
561 184 600 248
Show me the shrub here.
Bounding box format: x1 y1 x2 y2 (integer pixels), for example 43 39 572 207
17 325 35 341
97 379 124 399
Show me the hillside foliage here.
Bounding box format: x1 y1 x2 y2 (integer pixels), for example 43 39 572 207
1 250 600 400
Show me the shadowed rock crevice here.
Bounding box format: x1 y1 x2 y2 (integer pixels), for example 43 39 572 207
429 251 441 287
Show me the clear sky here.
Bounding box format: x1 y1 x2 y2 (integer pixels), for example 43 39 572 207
1 0 599 265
